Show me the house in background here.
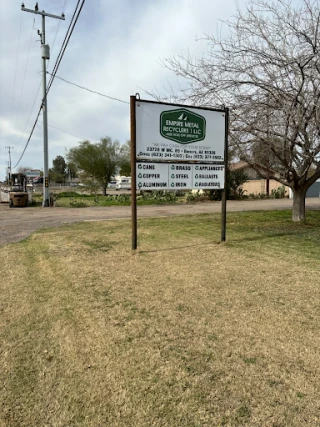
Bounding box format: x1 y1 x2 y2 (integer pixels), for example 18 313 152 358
288 179 320 199
231 162 320 198
230 161 289 197
306 180 320 197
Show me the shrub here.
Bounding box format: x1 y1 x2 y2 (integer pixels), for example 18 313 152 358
270 186 286 199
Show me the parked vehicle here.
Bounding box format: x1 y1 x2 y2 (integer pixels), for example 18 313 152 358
116 177 131 190
108 180 117 189
33 176 43 184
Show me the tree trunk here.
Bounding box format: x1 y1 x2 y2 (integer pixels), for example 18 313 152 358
292 187 307 222
103 185 107 196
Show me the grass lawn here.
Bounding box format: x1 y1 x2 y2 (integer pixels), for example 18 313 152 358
0 211 319 426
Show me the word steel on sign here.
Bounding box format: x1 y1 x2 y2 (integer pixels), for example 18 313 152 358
136 163 225 190
130 96 229 250
136 101 225 162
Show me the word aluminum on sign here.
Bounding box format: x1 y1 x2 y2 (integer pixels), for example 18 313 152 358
136 101 225 162
136 163 225 190
136 163 168 190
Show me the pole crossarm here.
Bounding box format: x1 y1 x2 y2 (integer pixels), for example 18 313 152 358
21 5 65 20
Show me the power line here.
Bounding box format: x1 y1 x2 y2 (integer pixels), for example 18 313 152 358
47 0 84 92
48 0 70 68
39 120 90 140
14 81 42 152
46 72 129 104
15 19 35 133
47 0 81 86
9 11 23 126
13 106 43 169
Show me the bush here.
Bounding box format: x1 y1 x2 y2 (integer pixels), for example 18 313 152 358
186 190 209 202
56 191 84 199
270 186 286 199
69 198 88 208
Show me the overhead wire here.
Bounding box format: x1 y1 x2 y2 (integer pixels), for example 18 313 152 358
14 82 42 152
9 11 23 126
14 0 86 168
47 0 83 92
15 19 35 134
46 72 129 104
39 120 91 140
13 106 43 169
48 0 69 69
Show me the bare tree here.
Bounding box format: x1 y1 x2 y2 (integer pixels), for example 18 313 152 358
16 166 33 174
163 0 320 221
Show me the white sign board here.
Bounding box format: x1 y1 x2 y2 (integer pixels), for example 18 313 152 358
137 163 224 190
136 101 225 162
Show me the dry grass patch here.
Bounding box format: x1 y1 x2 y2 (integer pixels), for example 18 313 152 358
0 211 319 426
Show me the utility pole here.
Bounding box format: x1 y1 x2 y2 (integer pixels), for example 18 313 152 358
5 163 10 185
5 146 13 183
21 3 65 206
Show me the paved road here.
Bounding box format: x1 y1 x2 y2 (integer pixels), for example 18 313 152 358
0 198 319 247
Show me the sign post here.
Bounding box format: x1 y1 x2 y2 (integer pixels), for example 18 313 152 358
221 107 229 242
130 95 137 250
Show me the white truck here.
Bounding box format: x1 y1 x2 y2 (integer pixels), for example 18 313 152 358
116 177 131 190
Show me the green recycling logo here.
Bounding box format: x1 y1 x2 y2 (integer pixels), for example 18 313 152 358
160 108 206 144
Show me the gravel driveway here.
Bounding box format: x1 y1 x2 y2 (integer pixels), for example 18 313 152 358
0 198 319 247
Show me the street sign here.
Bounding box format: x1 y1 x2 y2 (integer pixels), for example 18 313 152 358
136 163 224 190
136 101 225 162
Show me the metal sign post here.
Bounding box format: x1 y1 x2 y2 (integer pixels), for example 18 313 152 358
130 95 137 250
221 107 229 242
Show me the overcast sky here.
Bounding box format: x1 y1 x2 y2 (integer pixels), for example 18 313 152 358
0 0 248 180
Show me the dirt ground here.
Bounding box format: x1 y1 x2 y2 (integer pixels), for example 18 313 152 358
0 198 319 247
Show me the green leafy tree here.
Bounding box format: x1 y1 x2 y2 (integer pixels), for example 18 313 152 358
67 137 122 196
50 155 67 184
